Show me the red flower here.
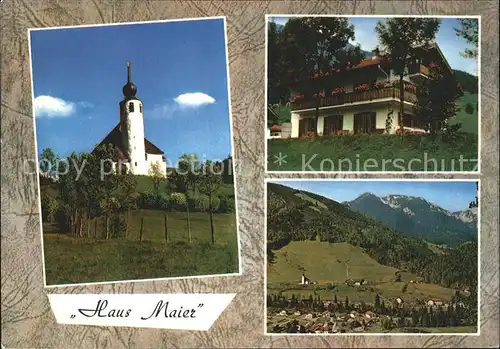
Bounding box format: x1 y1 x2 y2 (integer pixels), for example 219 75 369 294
375 81 390 89
354 83 370 92
331 87 345 95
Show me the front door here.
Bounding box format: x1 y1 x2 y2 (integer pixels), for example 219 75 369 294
299 118 315 137
354 112 376 134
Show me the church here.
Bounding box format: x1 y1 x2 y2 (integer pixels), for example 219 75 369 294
94 61 167 177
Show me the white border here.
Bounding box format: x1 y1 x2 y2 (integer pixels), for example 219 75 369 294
263 178 481 336
28 16 243 288
264 14 481 175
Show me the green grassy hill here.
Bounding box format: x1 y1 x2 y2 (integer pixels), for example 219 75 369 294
449 92 478 134
268 240 402 284
43 210 238 285
267 240 455 306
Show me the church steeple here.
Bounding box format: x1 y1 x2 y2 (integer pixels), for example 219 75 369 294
122 61 137 99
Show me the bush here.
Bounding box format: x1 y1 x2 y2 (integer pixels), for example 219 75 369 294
218 196 236 213
110 213 127 239
138 191 171 210
156 193 170 210
139 191 158 209
465 103 474 115
197 195 220 212
170 192 187 211
442 123 463 143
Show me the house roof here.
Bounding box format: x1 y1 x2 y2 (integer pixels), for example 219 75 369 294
94 124 164 159
312 43 453 77
429 298 442 302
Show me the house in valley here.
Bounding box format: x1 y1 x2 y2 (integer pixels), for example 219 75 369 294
427 298 444 307
288 43 457 138
300 273 314 285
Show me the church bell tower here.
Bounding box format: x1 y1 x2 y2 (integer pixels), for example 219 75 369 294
119 61 146 175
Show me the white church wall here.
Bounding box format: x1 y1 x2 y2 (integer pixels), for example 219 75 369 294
122 99 149 175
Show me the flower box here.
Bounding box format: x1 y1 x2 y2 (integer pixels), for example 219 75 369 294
375 81 390 89
312 92 325 99
354 83 370 92
290 93 305 103
331 87 345 96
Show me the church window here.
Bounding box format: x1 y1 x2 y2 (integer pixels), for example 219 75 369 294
129 102 134 112
145 154 148 160
135 162 137 166
139 104 142 113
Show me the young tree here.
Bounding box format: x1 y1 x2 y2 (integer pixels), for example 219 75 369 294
90 144 119 239
178 153 200 243
375 294 381 310
116 164 138 239
454 19 478 59
415 63 462 134
469 182 479 208
148 162 165 195
57 151 88 237
376 18 441 134
280 17 364 136
39 148 59 177
198 161 223 244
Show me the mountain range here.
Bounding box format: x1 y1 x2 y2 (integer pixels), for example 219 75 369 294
344 192 477 246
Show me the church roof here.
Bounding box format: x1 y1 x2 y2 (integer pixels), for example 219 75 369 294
94 124 164 160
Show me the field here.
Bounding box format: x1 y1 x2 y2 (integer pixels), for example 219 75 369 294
43 210 238 285
267 241 456 306
267 132 478 172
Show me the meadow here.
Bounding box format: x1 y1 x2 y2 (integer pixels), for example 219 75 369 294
43 210 238 285
267 132 478 172
267 241 457 307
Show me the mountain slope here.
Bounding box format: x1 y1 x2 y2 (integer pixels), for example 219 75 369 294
345 193 477 246
268 240 403 284
267 182 478 290
449 69 478 134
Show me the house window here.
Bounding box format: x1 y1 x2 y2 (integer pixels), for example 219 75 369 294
354 112 376 134
323 115 343 136
135 162 137 166
129 102 134 112
402 113 425 129
145 154 148 160
299 118 315 137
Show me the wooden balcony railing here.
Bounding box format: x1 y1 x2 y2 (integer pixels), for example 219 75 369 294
408 64 431 77
291 86 417 111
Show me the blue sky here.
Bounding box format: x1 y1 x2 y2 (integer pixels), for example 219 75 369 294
269 16 478 75
269 180 477 212
30 18 232 165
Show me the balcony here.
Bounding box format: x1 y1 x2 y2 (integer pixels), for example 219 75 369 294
408 64 431 82
291 86 417 111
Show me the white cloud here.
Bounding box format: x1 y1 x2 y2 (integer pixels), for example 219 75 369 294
174 92 216 108
34 95 76 118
